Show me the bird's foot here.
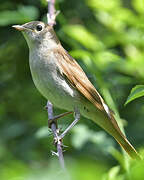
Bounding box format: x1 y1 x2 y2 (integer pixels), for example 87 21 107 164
59 107 80 139
46 107 72 128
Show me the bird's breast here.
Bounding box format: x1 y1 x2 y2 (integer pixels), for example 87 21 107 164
29 50 80 110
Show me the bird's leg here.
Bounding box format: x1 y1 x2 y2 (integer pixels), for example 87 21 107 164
48 111 73 128
46 102 73 128
47 101 80 145
59 107 80 139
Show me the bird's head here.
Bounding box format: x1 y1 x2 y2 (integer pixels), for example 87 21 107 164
12 21 59 49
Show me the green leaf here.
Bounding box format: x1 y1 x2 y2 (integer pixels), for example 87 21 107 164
108 166 120 180
132 0 144 14
125 85 144 105
109 147 126 170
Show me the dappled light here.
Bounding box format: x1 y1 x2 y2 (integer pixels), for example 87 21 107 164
1 0 144 179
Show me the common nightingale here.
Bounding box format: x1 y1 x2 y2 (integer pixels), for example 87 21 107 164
13 21 140 159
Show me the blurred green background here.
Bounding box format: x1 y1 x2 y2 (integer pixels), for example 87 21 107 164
1 0 144 179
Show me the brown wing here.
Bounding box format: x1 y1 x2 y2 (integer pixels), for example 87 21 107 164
54 46 109 114
53 46 141 160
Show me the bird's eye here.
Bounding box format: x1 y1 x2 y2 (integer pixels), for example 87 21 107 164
36 24 43 31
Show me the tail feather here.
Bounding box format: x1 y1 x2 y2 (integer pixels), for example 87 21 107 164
110 113 141 160
93 110 141 160
115 134 141 160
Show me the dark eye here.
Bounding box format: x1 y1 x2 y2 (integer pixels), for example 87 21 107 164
36 24 43 31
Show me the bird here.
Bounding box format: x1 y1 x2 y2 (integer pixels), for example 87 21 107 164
12 21 140 160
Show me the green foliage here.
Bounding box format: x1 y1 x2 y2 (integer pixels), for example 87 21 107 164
71 124 114 152
63 25 104 50
125 85 144 105
1 0 144 179
0 6 39 26
132 0 144 14
35 127 52 138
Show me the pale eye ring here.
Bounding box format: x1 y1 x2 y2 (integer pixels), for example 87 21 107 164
36 24 43 31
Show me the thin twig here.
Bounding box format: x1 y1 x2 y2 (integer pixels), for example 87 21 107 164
47 101 66 170
46 0 60 26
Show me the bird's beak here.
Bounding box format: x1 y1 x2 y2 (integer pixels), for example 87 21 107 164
12 25 27 31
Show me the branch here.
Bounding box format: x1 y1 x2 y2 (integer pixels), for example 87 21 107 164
46 101 65 170
46 0 60 26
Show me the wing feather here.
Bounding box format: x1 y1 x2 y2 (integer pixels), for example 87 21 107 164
54 47 109 113
52 47 141 159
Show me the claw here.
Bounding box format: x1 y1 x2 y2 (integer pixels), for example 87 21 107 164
45 105 48 110
53 134 62 145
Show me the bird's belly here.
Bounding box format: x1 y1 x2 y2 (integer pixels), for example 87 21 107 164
29 55 105 124
29 54 80 111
